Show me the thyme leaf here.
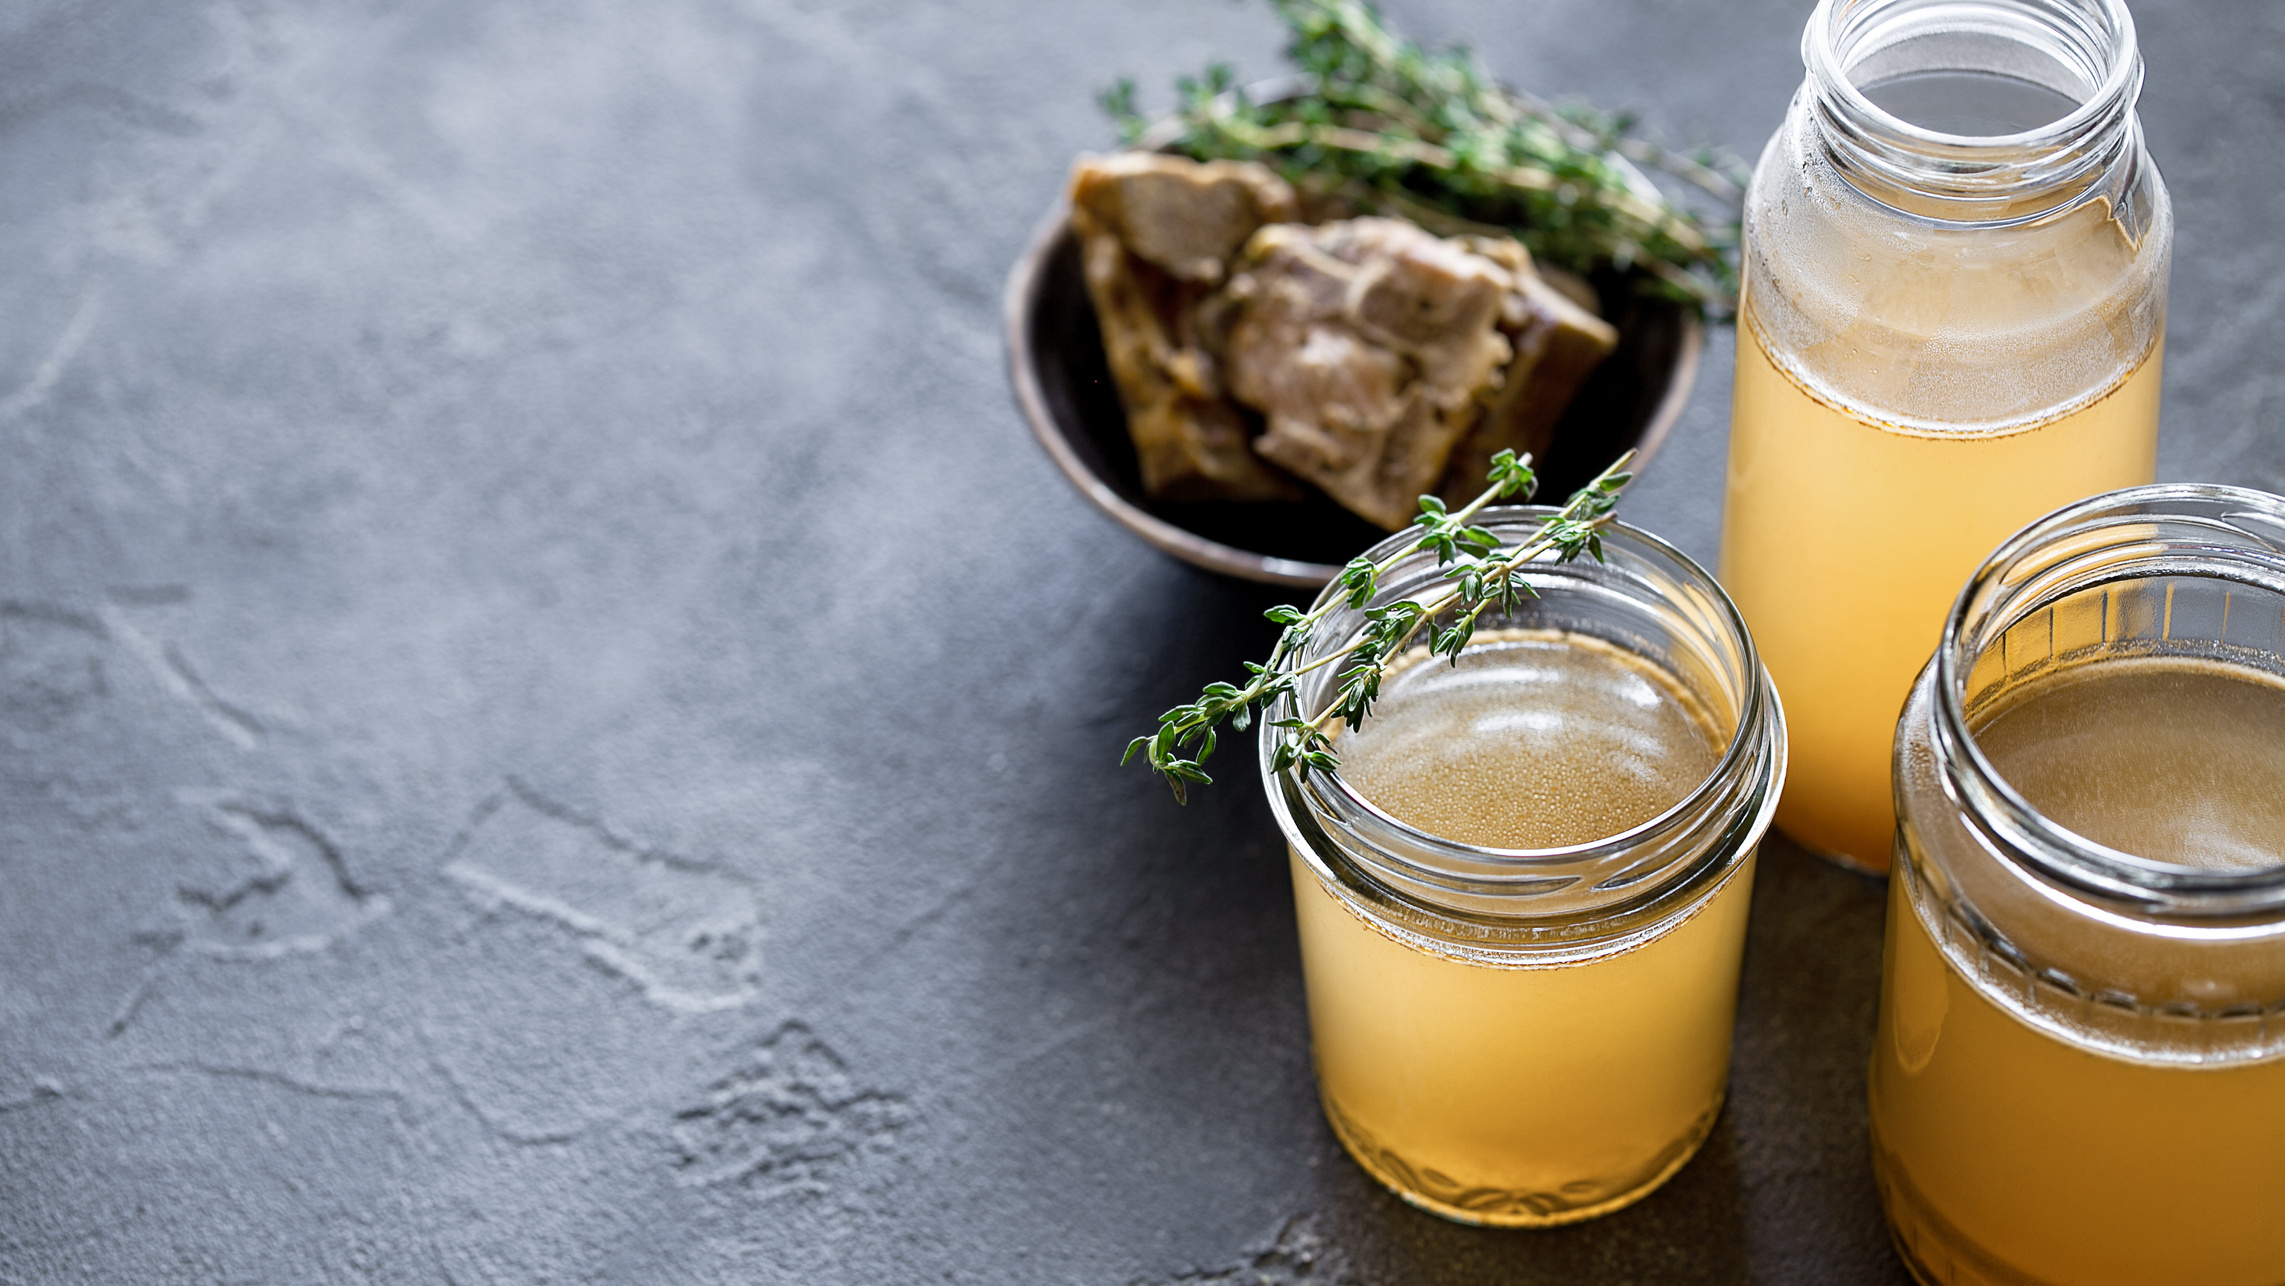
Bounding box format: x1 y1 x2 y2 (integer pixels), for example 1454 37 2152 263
1103 0 1745 314
1128 450 1633 802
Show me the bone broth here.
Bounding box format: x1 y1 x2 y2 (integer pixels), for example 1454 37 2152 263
1334 632 1722 848
1725 322 2162 869
1875 876 2285 1286
1878 488 2285 1285
1967 658 2285 870
1875 655 2285 1283
1284 631 1760 1225
1264 512 1783 1228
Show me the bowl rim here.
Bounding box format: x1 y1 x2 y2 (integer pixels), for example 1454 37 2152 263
1003 176 1703 589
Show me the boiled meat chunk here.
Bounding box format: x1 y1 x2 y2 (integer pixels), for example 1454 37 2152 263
1437 237 1619 505
1221 218 1513 529
1065 153 1619 519
1070 153 1299 284
1068 155 1301 502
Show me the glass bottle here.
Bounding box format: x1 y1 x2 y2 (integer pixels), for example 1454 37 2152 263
1877 485 2285 1284
1723 0 2171 871
1260 510 1785 1226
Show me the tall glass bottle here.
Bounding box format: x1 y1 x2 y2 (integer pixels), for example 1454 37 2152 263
1722 0 2170 870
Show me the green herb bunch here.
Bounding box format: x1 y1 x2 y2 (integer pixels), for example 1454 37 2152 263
1126 450 1633 802
1101 0 1745 314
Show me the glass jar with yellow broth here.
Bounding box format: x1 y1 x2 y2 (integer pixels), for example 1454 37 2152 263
1877 486 2285 1285
1723 0 2171 871
1260 510 1785 1226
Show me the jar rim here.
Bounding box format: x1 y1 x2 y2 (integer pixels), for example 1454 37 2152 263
1260 506 1785 935
1934 483 2285 916
1301 510 1767 866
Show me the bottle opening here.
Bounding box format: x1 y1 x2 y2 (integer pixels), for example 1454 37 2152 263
1861 69 2081 137
1803 0 2143 219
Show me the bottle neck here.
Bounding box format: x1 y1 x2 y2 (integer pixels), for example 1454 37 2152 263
1803 0 2144 226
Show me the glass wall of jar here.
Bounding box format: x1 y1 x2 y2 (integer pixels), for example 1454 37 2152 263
1723 0 2171 871
1878 485 2285 1285
1260 511 1785 1227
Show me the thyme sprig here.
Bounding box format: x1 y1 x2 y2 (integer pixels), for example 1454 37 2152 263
1101 0 1746 314
1125 449 1634 802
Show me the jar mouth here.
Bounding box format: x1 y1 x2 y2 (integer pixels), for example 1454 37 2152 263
1312 636 1759 873
1262 508 1785 929
1935 484 2285 919
1802 0 2142 222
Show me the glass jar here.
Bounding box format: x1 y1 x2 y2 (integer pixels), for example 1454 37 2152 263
1260 510 1785 1226
1877 485 2285 1284
1722 0 2171 871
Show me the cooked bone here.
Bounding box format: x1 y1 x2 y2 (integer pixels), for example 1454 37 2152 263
1069 153 1299 284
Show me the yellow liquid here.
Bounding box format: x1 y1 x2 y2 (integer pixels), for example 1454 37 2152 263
1722 314 2161 869
1292 633 1756 1225
1973 655 2285 870
1872 659 2285 1284
1872 874 2285 1286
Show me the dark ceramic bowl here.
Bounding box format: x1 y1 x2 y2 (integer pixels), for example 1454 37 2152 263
1004 193 1702 588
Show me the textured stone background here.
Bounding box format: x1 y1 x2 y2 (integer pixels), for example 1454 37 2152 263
2 1 2278 1281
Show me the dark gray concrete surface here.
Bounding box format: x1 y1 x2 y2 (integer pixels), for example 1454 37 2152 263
2 1 2278 1281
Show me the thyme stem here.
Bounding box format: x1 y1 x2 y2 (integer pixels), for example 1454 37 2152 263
1124 450 1634 802
1101 0 1746 313
1296 512 1616 738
